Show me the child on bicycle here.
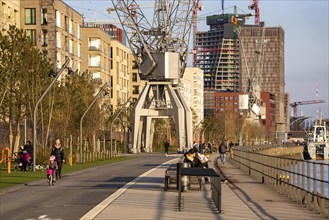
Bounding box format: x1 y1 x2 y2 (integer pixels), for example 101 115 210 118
47 155 58 183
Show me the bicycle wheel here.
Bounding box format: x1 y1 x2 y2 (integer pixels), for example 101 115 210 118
48 175 52 186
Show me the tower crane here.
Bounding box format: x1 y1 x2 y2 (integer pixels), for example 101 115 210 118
192 0 203 67
248 0 260 25
290 100 325 117
109 0 196 153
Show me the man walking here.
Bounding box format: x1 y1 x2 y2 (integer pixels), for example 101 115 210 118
164 140 170 157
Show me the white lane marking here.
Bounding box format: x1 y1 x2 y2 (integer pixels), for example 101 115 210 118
79 158 178 220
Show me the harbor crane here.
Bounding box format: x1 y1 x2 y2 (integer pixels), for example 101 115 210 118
109 0 196 153
290 100 325 117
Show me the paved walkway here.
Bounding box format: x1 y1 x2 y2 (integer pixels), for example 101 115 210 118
80 155 328 220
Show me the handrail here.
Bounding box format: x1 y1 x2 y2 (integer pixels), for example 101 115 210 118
230 148 329 216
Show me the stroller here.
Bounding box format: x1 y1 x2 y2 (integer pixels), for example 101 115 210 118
14 150 32 171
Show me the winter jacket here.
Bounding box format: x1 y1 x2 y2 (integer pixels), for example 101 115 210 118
51 146 65 164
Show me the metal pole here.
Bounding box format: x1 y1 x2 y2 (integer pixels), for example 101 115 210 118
24 116 27 144
209 124 218 143
33 59 70 171
110 97 131 158
79 83 108 163
202 122 211 141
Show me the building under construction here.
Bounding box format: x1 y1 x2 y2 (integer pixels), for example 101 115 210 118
195 13 288 136
195 13 245 92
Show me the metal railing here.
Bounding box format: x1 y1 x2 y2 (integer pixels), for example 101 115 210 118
231 149 329 216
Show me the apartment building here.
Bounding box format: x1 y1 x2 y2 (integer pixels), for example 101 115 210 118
181 68 204 125
0 0 20 31
110 40 132 110
131 58 145 104
81 27 111 84
83 21 125 44
20 0 82 71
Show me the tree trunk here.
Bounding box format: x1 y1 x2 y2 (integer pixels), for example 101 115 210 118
9 120 13 154
13 122 21 153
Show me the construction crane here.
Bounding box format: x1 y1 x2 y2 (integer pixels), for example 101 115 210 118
109 0 196 153
290 100 325 117
248 0 260 25
192 0 202 67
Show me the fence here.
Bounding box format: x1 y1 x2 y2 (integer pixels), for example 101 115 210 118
74 150 122 163
231 148 329 216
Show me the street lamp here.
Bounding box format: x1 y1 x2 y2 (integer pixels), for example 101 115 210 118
33 59 73 171
209 124 218 142
79 82 108 163
202 122 211 141
110 97 131 157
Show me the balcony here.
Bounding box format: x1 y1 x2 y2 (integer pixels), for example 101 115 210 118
89 46 101 51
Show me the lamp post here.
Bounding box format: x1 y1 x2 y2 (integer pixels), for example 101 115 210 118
79 83 108 163
209 124 218 143
33 59 71 171
110 97 131 158
202 122 211 141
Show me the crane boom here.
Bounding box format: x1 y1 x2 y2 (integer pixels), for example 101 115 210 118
290 100 325 117
109 0 195 79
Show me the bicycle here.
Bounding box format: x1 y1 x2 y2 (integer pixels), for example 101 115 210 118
47 168 54 186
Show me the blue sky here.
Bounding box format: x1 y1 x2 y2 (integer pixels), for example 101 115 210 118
64 0 328 121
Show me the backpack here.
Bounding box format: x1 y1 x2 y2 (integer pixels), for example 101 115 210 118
220 144 226 153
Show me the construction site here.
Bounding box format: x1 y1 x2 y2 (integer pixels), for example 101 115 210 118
193 0 287 143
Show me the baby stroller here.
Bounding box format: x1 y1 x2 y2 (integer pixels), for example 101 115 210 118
14 150 32 171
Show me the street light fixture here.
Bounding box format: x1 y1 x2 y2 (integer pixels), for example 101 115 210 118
79 82 108 163
110 97 131 157
33 59 72 171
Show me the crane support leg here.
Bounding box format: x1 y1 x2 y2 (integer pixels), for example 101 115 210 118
131 82 192 153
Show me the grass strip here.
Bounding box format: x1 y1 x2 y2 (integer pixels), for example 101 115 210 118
0 156 136 189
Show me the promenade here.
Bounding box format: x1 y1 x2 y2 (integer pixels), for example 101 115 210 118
80 154 328 220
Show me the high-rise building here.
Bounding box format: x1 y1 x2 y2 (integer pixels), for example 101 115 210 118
195 14 245 92
0 0 20 31
195 13 287 134
239 25 286 133
19 0 83 72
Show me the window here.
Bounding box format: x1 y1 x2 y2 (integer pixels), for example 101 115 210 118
69 39 73 54
56 32 61 48
55 10 61 27
25 8 36 24
41 8 47 24
25 29 36 45
41 29 48 46
132 73 137 82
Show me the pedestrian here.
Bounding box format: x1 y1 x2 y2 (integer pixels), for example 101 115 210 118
219 140 227 164
51 139 65 179
229 142 234 159
164 140 170 157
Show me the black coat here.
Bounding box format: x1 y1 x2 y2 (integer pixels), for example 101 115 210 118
51 146 65 164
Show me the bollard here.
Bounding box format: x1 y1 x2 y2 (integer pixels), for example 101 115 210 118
1 147 11 174
69 154 72 166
